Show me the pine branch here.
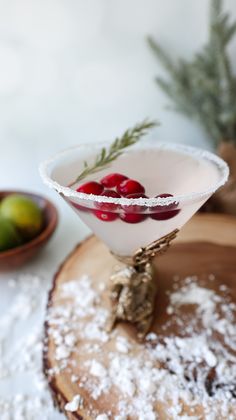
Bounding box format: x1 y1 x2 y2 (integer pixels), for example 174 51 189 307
147 36 178 79
224 21 236 44
210 0 222 23
148 0 236 145
73 119 157 184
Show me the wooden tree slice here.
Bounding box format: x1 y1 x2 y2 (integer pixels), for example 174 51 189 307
44 214 236 419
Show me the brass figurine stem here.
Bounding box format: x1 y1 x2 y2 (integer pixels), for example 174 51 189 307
108 229 179 339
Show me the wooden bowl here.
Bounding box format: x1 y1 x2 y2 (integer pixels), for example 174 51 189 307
0 190 58 270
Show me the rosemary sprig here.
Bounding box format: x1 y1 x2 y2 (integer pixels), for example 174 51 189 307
73 119 157 184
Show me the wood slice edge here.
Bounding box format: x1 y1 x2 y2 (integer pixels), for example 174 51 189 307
43 242 236 419
43 239 89 420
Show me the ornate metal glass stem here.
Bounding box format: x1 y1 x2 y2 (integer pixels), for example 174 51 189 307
108 229 179 339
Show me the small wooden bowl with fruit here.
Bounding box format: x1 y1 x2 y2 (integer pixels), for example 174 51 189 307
0 191 58 270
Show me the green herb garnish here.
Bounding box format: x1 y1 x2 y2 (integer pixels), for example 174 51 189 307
73 119 157 184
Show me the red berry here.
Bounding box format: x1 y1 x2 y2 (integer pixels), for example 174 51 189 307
96 189 121 211
70 201 89 212
117 179 145 196
151 193 178 211
77 181 104 195
120 212 146 224
94 209 117 222
151 209 180 220
151 193 180 220
100 173 128 188
122 193 147 213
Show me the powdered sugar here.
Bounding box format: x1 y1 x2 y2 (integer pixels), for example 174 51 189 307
115 336 130 354
89 360 107 378
96 415 109 420
168 280 217 328
0 274 62 419
46 273 236 419
64 394 83 412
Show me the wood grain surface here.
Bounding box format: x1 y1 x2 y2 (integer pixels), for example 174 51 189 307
44 214 236 419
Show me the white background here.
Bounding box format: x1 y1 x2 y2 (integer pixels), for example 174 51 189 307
0 1 235 418
0 0 235 195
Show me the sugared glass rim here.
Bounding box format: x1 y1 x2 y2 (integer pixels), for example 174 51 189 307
39 142 229 207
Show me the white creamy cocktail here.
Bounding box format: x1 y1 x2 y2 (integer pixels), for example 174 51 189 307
40 143 228 257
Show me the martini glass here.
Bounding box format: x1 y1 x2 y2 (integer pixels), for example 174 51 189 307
40 143 228 337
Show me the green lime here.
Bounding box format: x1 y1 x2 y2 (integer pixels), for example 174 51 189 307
0 194 43 240
0 216 22 251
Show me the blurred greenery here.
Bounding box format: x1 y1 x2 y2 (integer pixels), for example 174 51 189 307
148 0 236 146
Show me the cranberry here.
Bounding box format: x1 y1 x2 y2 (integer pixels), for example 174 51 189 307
70 201 88 212
94 209 117 222
117 179 145 196
151 209 180 220
100 173 128 188
151 193 180 220
77 181 104 195
120 212 146 224
96 189 121 211
122 193 147 213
